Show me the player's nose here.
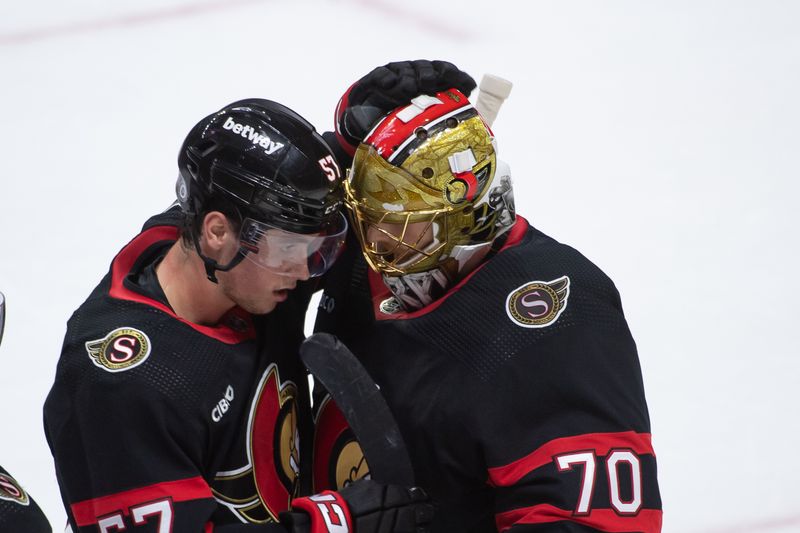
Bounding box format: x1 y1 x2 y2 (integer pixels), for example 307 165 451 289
366 225 397 254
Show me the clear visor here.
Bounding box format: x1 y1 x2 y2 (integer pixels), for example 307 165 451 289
239 212 347 278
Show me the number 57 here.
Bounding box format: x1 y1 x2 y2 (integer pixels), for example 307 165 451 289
97 498 173 532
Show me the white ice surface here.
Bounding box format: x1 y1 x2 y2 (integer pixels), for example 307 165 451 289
1 1 799 531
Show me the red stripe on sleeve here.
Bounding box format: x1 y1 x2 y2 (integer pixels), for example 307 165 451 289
70 476 213 527
496 504 662 533
488 431 655 487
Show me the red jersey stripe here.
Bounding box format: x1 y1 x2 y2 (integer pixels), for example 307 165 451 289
496 504 662 533
71 476 213 526
108 224 255 344
488 431 655 487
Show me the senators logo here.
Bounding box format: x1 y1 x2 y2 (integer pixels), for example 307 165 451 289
313 395 370 492
506 276 570 328
213 364 300 523
85 327 151 372
0 473 30 506
445 164 491 205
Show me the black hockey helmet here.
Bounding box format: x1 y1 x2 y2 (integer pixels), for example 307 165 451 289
176 99 347 281
177 98 344 235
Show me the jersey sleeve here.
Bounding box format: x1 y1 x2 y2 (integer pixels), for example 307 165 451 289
481 321 662 533
0 465 52 532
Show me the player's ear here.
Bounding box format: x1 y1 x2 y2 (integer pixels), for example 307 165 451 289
200 211 234 254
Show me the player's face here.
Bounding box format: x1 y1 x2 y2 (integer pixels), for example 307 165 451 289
365 219 435 270
216 230 312 315
226 259 308 314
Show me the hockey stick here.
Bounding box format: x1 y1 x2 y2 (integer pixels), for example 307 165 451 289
0 292 5 348
474 74 513 127
300 332 415 487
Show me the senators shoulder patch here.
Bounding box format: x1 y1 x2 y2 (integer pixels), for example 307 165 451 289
0 472 30 506
85 327 151 372
506 276 570 328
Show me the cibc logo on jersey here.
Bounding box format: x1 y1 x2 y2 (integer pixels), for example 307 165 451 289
85 327 151 372
0 473 30 506
506 276 570 328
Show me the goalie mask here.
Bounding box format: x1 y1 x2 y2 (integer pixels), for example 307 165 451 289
346 88 515 311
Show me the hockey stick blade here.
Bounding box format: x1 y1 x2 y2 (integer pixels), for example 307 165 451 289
300 332 415 487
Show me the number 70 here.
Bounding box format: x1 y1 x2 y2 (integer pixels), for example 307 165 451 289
555 449 642 515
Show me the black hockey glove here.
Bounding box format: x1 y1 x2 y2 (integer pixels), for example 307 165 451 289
281 479 433 533
333 60 477 156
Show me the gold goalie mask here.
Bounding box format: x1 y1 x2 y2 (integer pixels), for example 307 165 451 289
346 88 516 310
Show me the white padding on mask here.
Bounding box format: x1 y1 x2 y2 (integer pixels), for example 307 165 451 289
448 149 478 174
397 94 443 123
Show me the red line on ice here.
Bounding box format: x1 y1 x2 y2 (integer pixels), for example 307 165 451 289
351 0 471 41
0 0 266 46
0 0 470 46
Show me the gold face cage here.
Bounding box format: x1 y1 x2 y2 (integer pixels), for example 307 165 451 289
346 112 499 276
346 182 451 275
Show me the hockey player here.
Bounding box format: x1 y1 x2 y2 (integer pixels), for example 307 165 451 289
0 292 52 532
313 67 663 531
44 99 429 532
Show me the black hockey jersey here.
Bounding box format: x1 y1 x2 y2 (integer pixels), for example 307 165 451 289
44 208 312 532
0 464 51 532
314 217 662 532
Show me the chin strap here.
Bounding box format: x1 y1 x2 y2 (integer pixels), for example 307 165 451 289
191 233 248 283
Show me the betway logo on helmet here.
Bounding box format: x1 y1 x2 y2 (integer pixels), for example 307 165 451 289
223 117 284 155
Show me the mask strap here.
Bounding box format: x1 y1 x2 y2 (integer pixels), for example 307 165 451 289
191 232 248 283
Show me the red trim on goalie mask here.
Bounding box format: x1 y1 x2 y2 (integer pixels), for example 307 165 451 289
108 225 255 344
70 476 212 527
371 215 529 321
364 89 472 161
487 431 655 488
495 505 662 533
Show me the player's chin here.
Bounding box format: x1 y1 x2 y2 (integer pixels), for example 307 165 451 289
239 296 279 315
238 287 292 314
